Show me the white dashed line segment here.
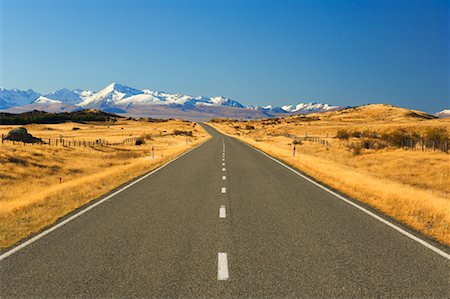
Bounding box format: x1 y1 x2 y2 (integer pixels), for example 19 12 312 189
218 252 229 280
219 205 226 218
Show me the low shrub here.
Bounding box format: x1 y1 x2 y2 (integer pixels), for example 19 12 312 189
351 131 362 138
346 138 386 155
424 127 448 146
173 130 193 137
381 128 420 148
7 156 29 166
336 129 350 139
142 134 153 140
135 137 145 145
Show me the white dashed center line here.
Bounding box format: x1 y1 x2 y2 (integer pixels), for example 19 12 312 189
218 252 229 280
218 142 229 281
219 205 226 218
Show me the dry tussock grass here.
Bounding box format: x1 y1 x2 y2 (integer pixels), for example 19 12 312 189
0 119 209 249
210 105 450 245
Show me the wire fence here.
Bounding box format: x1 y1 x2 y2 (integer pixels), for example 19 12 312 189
269 133 330 146
268 132 448 152
1 134 141 147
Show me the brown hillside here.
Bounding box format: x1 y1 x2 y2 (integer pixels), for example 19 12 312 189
305 104 436 123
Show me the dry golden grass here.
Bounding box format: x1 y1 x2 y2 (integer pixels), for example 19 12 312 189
0 119 209 249
209 104 450 246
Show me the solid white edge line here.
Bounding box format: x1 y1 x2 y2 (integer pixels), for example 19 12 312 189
0 140 208 261
221 187 226 193
218 252 229 280
219 205 226 218
240 140 450 261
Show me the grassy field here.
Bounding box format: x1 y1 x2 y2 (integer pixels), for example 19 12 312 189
0 119 209 249
209 104 450 246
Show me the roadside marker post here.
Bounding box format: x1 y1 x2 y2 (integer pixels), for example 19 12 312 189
151 145 154 160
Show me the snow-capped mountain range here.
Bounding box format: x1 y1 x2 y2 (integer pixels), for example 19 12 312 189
7 82 444 120
73 83 247 110
281 102 338 113
0 83 345 120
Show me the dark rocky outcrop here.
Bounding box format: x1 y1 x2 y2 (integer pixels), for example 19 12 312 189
4 127 43 143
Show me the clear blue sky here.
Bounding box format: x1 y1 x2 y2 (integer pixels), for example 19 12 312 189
0 0 448 112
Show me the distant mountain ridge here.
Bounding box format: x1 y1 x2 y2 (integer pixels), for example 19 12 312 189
0 87 41 108
0 83 445 120
76 83 250 111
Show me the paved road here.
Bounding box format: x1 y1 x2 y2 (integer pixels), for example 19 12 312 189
1 124 449 297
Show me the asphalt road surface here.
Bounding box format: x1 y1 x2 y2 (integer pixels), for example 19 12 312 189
1 124 449 298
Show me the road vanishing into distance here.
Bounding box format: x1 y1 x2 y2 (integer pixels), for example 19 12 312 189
1 124 449 297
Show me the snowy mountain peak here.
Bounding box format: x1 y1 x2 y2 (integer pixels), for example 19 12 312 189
101 83 143 96
435 109 450 118
209 96 245 108
34 96 62 104
78 83 144 108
